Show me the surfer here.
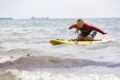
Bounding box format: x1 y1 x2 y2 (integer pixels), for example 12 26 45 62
69 19 107 40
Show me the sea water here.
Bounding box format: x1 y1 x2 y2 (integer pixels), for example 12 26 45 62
0 18 120 80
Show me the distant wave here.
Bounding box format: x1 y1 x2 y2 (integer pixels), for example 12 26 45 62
0 56 120 70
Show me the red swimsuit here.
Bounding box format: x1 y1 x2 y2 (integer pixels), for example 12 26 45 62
69 23 106 35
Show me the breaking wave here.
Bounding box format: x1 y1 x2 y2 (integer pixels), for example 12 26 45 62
0 70 120 80
0 56 120 70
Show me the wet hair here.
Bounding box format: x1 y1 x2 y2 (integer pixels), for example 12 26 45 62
77 19 83 23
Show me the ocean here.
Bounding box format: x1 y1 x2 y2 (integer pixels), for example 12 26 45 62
0 18 120 80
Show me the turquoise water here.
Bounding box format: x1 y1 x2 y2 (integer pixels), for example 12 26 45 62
0 18 120 80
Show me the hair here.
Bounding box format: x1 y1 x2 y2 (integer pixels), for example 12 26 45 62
77 19 83 23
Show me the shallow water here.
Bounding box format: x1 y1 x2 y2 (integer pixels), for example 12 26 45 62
0 18 120 80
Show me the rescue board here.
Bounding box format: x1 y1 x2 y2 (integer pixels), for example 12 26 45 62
49 39 109 45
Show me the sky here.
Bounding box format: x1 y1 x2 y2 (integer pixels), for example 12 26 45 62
0 0 120 18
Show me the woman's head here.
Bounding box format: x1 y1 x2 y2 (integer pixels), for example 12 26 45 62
77 19 84 28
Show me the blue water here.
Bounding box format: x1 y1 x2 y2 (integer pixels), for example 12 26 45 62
0 18 120 80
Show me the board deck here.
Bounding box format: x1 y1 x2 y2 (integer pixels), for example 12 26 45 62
49 39 108 45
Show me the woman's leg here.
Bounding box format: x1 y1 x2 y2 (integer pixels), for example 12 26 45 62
77 34 84 40
85 31 97 41
85 35 93 40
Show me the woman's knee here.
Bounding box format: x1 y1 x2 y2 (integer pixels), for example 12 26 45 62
78 35 84 40
85 35 93 40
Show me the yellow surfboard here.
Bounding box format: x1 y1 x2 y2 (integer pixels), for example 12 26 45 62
49 39 109 45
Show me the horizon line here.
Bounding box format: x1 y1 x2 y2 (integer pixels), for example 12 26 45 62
0 17 120 20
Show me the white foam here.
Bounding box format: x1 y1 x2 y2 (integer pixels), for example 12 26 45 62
0 70 120 80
